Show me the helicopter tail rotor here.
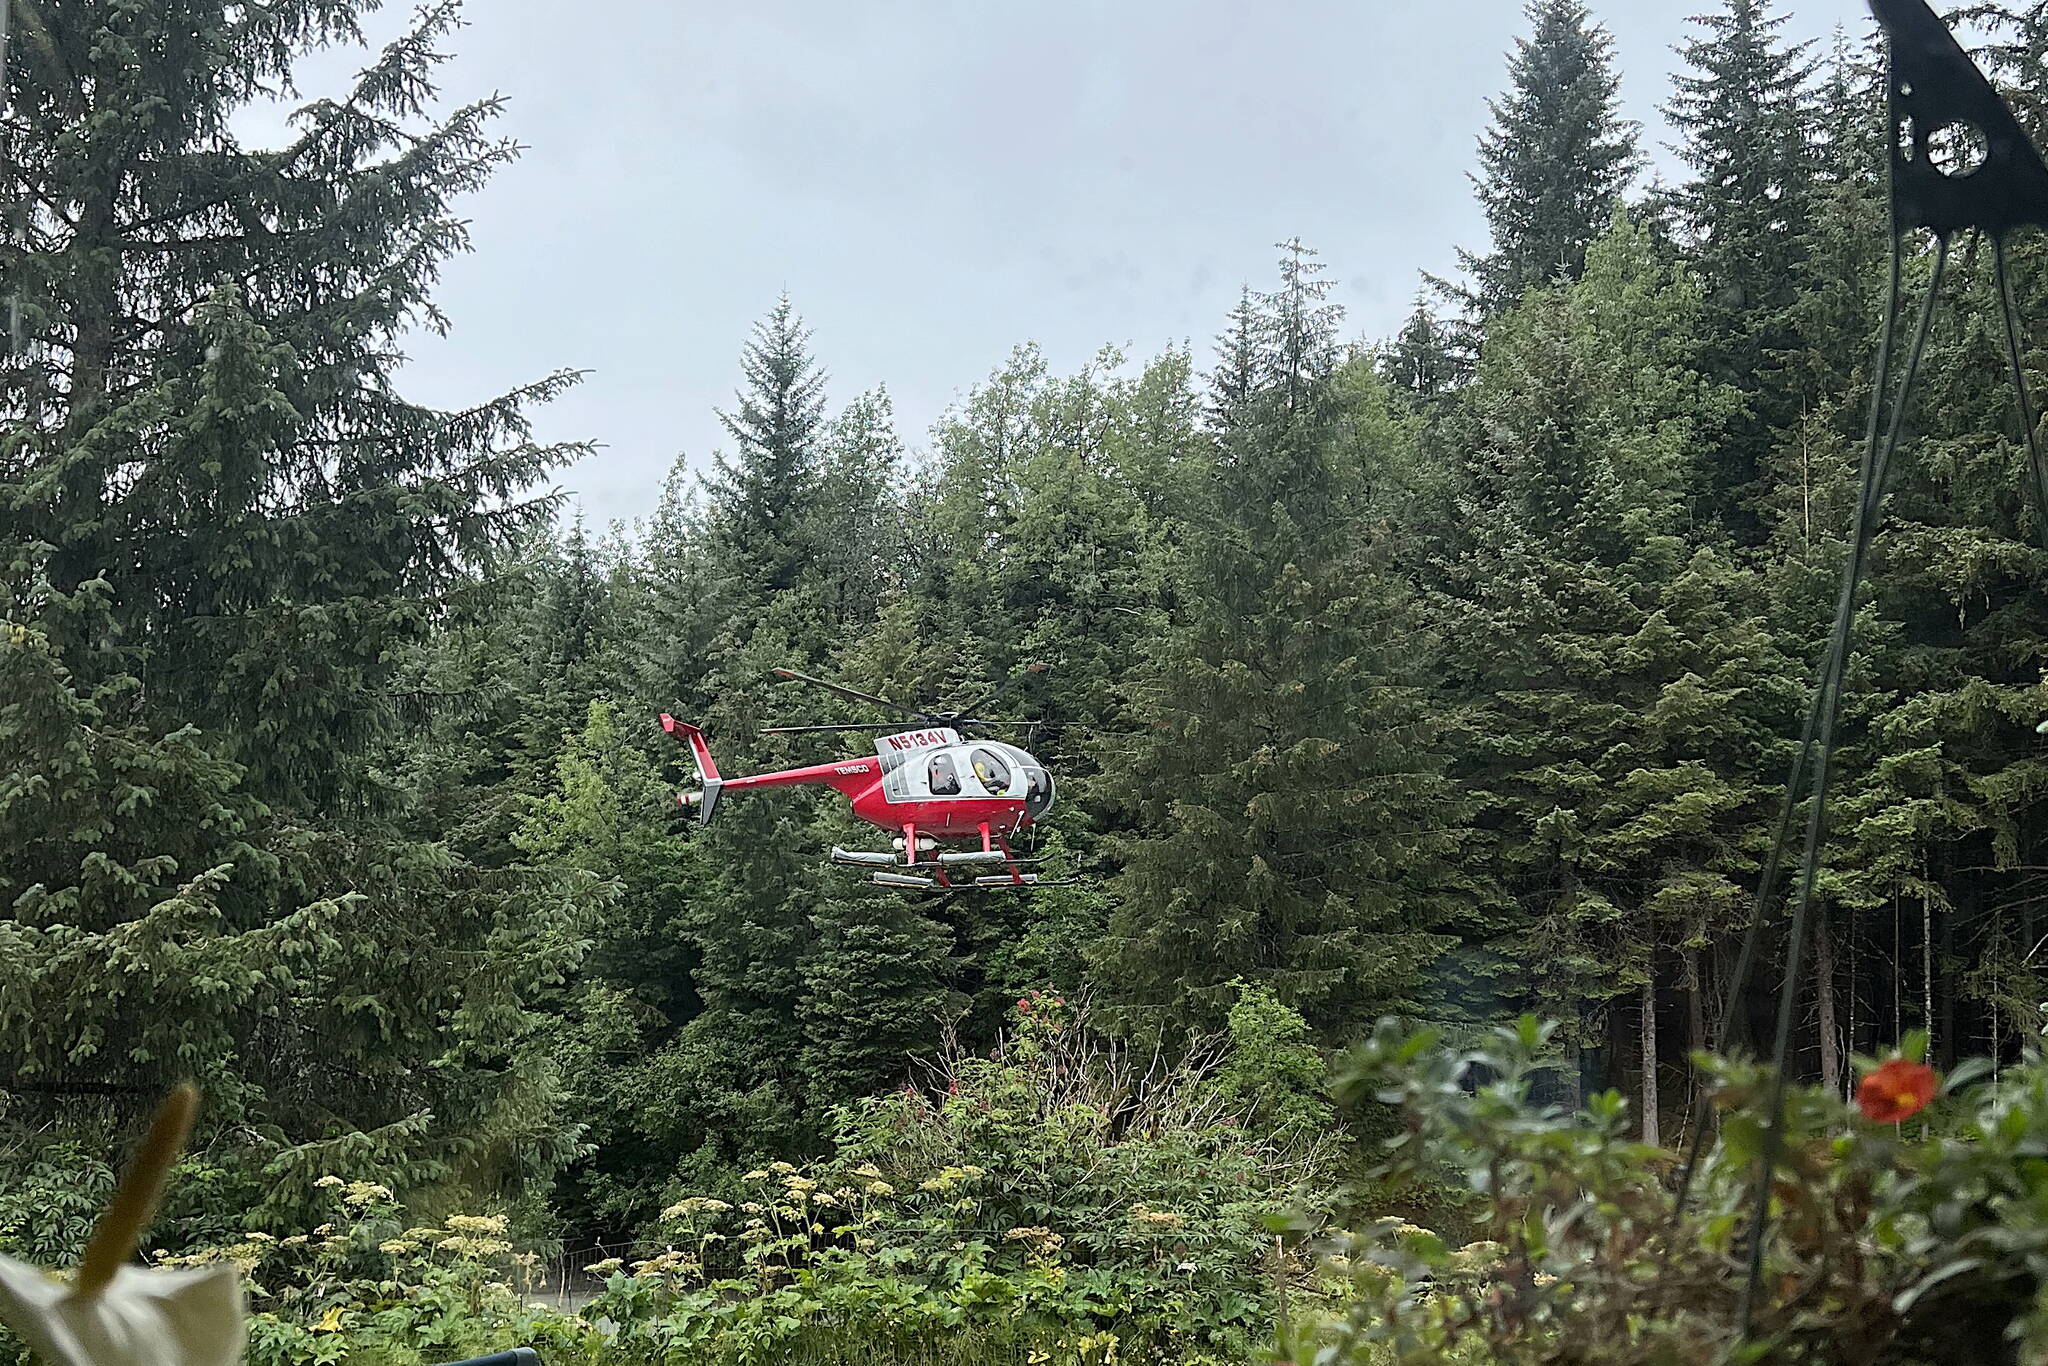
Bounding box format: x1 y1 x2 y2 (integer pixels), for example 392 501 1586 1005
660 714 725 824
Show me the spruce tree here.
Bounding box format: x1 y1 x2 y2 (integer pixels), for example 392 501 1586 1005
1450 0 1641 317
1667 0 1820 538
1379 297 1462 403
635 303 845 1167
1102 243 1464 1037
0 0 593 1207
513 700 698 1230
1430 214 1791 1114
702 295 830 601
812 387 909 629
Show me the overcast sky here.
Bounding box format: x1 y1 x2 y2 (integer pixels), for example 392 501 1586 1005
269 1 1876 525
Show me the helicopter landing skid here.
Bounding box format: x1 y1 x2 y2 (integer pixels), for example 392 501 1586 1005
867 869 1078 892
828 834 1067 892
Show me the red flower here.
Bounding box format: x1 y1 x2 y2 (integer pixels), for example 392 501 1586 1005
1858 1058 1938 1123
1017 998 1031 1013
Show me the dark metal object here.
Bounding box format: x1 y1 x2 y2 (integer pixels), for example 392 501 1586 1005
1709 0 2048 1340
429 1351 541 1366
1874 0 2048 237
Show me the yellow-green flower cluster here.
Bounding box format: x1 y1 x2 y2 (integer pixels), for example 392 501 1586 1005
630 1248 700 1280
1003 1226 1066 1258
339 1182 394 1210
660 1197 732 1221
435 1233 512 1260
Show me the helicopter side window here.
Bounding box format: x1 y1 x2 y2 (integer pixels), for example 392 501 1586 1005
928 752 961 796
969 748 1011 795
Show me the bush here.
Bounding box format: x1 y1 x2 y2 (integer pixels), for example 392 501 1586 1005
583 993 1337 1364
1296 1015 2048 1366
68 994 1338 1366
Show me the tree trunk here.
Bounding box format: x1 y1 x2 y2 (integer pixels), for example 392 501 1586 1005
1682 943 1709 1128
1923 883 1936 1059
1640 975 1660 1146
1816 907 1840 1100
1846 906 1858 1064
1894 893 1904 1042
1939 893 1956 1067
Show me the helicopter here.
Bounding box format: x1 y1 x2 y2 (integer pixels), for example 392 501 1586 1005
659 666 1062 891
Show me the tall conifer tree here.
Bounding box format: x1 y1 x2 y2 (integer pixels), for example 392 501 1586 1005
1103 243 1464 1036
0 0 592 1208
1667 0 1820 538
1450 0 1640 318
1430 215 1790 1113
702 295 830 602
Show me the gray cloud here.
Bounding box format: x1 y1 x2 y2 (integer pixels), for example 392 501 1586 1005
269 1 1874 524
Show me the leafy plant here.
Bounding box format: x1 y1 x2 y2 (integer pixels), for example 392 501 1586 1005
1297 1015 2048 1366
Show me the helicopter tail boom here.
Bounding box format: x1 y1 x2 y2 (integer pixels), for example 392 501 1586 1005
660 714 725 824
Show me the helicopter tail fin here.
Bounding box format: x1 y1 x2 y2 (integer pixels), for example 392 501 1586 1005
660 714 724 824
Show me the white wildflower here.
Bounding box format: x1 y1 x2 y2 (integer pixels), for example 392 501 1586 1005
0 1086 244 1366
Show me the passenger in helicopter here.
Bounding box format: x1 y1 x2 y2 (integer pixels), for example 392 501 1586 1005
928 751 961 795
970 748 1011 795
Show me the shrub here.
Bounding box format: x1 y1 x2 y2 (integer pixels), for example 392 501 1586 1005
586 994 1338 1364
1296 1015 2048 1366
70 995 1338 1366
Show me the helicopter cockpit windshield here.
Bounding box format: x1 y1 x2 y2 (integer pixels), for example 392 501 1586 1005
995 743 1054 820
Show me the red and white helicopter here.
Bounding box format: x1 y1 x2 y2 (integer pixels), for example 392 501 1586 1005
660 667 1061 891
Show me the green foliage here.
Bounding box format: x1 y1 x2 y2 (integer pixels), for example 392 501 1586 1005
1104 243 1467 1037
576 998 1334 1365
1301 1019 2048 1365
0 0 598 1218
1667 0 1820 536
22 15 2048 1366
79 1004 1337 1366
1429 212 1788 1108
1210 983 1338 1149
1452 0 1641 317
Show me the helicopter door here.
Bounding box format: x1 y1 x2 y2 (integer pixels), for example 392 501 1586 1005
928 751 962 795
968 747 1012 796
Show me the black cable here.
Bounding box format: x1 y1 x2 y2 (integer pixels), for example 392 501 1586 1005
1993 236 2048 545
1738 234 1951 1334
1667 237 1908 1225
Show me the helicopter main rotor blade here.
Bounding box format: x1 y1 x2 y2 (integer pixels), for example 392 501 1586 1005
771 667 930 720
940 661 1050 727
761 723 922 734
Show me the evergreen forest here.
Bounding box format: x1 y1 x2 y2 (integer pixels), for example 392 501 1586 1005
13 2 2048 1363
